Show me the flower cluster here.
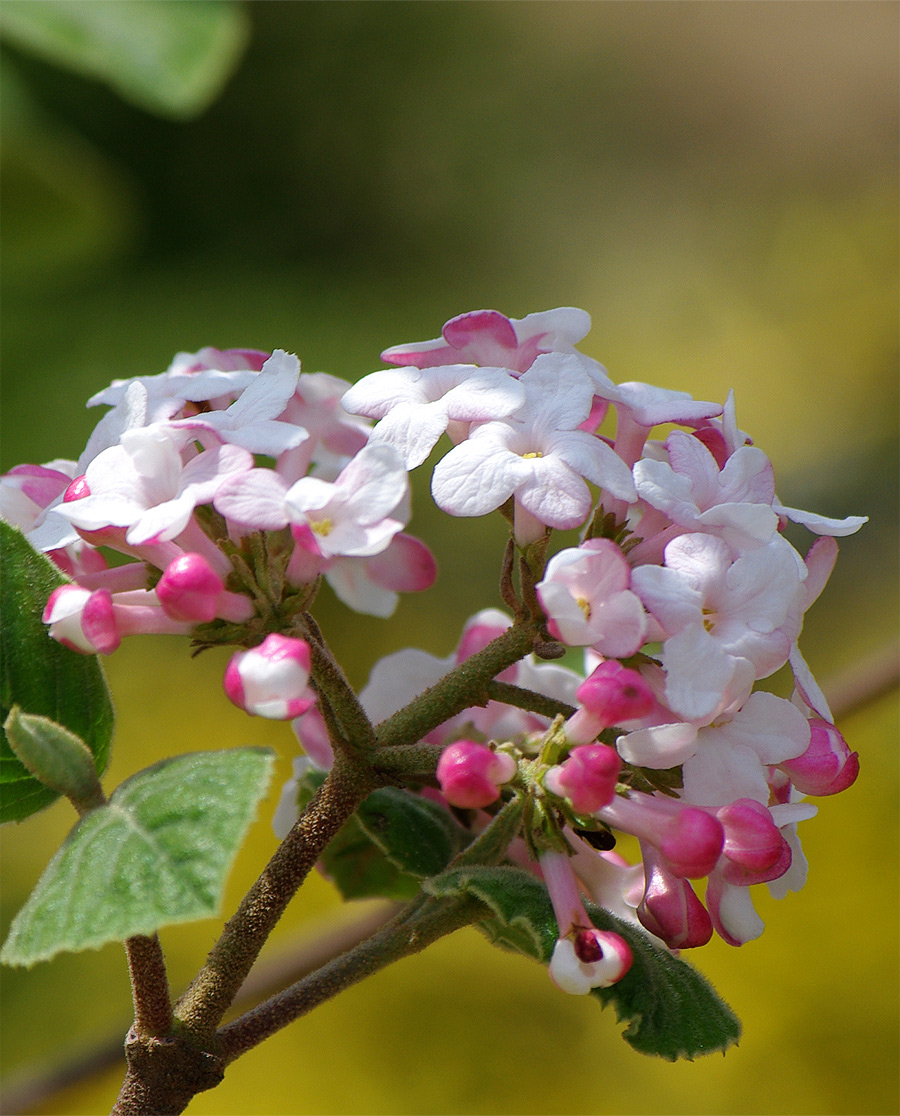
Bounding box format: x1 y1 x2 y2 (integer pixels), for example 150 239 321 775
1 345 437 697
3 307 864 998
336 306 863 980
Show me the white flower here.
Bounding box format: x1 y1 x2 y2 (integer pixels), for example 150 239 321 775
431 355 635 538
57 426 253 546
341 364 526 468
536 539 647 656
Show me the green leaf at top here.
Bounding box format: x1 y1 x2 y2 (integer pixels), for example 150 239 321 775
0 0 249 120
1 748 274 967
1 523 114 824
586 903 741 1060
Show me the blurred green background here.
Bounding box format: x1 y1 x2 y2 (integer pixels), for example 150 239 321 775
1 2 897 1114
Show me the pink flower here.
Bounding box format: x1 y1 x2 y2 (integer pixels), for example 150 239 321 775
544 744 621 814
636 844 713 949
380 307 594 374
596 793 724 879
777 718 859 796
540 848 633 994
155 553 255 624
536 539 647 656
564 661 656 745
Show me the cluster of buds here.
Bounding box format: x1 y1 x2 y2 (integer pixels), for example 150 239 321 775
2 307 864 997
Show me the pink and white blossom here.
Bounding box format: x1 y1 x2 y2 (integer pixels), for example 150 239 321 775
170 350 307 456
540 848 633 994
341 364 526 469
536 539 647 655
431 355 635 543
380 307 596 375
223 635 316 720
55 427 253 547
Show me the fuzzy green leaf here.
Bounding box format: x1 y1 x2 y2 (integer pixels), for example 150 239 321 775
586 903 742 1060
356 788 467 879
291 769 468 902
424 864 558 962
1 523 114 823
0 0 249 119
1 748 274 966
423 863 741 1060
292 768 420 901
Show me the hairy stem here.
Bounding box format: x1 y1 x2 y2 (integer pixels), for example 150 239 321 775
375 619 539 749
124 934 172 1039
173 756 377 1042
217 895 486 1063
485 679 576 720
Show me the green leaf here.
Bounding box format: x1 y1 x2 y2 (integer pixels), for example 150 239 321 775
321 812 422 903
1 523 114 824
0 0 249 119
424 864 558 962
424 863 741 1060
291 768 468 902
356 788 467 880
1 748 274 966
586 903 742 1060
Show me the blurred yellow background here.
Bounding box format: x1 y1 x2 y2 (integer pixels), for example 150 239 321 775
2 3 897 1114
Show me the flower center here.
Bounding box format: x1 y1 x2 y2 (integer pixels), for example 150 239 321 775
521 451 543 459
310 518 333 536
576 595 592 620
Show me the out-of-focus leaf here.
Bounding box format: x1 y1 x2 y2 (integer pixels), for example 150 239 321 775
0 0 249 119
356 788 467 879
1 748 274 966
0 524 114 824
3 709 104 811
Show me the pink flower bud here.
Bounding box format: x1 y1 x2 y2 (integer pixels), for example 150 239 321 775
224 634 316 720
598 793 724 879
544 744 621 814
777 718 859 796
637 844 713 949
565 661 655 743
436 740 517 809
43 585 120 654
717 799 791 886
157 554 225 622
549 929 633 994
156 553 254 624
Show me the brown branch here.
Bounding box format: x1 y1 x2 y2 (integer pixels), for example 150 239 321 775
124 934 172 1039
173 757 377 1043
217 896 486 1063
0 904 400 1116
